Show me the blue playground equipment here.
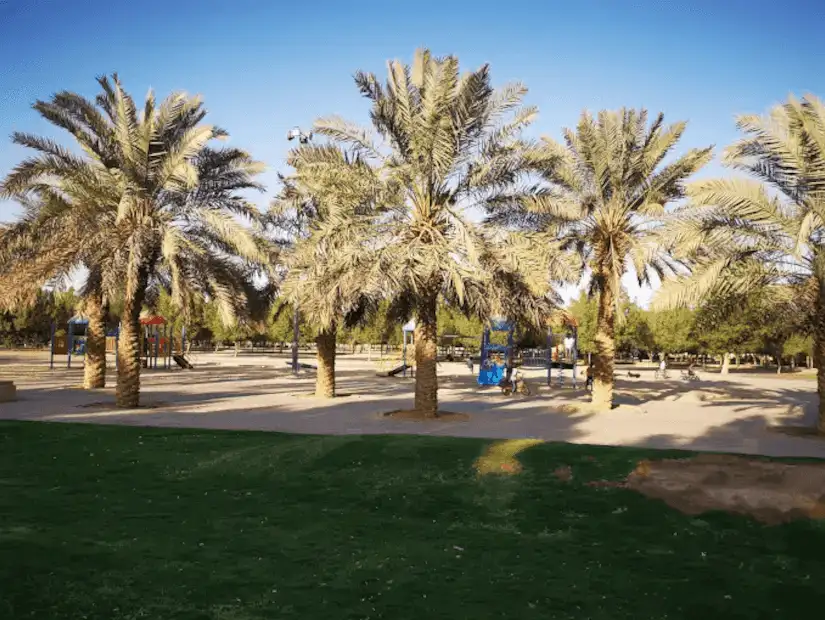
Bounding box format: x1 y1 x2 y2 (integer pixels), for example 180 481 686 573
476 316 580 389
49 315 89 370
477 318 514 386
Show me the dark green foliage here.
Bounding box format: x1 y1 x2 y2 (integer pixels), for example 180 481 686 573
649 307 698 355
693 293 807 363
569 292 656 357
0 289 78 347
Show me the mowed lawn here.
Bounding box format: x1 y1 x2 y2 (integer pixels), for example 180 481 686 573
1 422 823 620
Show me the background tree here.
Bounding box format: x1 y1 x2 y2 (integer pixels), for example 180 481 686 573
203 300 257 356
313 49 560 416
648 308 697 360
616 304 655 359
568 292 598 355
0 289 78 348
488 108 712 409
784 333 813 368
569 292 654 359
692 295 752 373
656 94 824 429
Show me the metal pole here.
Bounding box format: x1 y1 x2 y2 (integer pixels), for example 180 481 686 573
292 304 300 375
546 330 552 386
154 326 159 369
67 323 72 369
50 322 55 370
572 327 578 388
286 127 310 377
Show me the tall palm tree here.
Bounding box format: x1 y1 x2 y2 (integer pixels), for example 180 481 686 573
270 147 387 398
655 94 825 430
312 49 560 417
0 160 124 390
1 75 270 406
487 108 712 409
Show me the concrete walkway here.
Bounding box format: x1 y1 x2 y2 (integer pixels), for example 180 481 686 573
1 351 824 459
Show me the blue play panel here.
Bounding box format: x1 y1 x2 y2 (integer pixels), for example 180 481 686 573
477 362 505 386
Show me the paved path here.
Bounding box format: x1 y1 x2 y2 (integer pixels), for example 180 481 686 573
1 352 824 459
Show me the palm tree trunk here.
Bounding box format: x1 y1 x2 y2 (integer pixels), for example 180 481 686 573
720 352 731 375
414 293 438 417
83 294 107 389
592 273 616 410
116 271 148 408
315 326 337 398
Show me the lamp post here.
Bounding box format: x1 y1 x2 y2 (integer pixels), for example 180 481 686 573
286 126 312 375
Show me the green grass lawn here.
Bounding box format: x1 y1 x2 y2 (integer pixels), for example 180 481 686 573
1 422 823 620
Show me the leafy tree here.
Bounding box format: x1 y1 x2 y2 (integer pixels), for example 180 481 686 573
657 95 825 429
266 301 313 347
203 299 257 356
692 297 751 372
570 292 653 358
0 289 79 347
311 49 559 417
649 308 697 357
488 108 712 409
568 292 597 354
784 333 813 367
616 304 655 358
437 304 484 349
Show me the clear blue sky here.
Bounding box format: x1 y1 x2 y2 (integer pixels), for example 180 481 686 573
1 0 823 301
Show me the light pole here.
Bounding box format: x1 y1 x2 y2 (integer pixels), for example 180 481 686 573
286 126 312 375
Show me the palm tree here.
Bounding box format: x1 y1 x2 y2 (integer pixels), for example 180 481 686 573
0 161 124 390
1 75 269 406
655 94 825 430
312 49 559 417
487 108 712 409
270 147 387 398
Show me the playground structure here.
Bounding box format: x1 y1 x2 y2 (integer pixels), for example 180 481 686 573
374 320 417 377
477 314 580 388
50 314 191 371
49 314 89 370
545 312 580 387
138 315 188 370
477 318 514 386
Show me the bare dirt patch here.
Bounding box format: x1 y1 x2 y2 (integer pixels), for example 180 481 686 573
553 465 573 481
383 409 469 422
625 454 825 524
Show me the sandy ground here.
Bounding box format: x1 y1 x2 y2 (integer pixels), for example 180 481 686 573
1 349 823 459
